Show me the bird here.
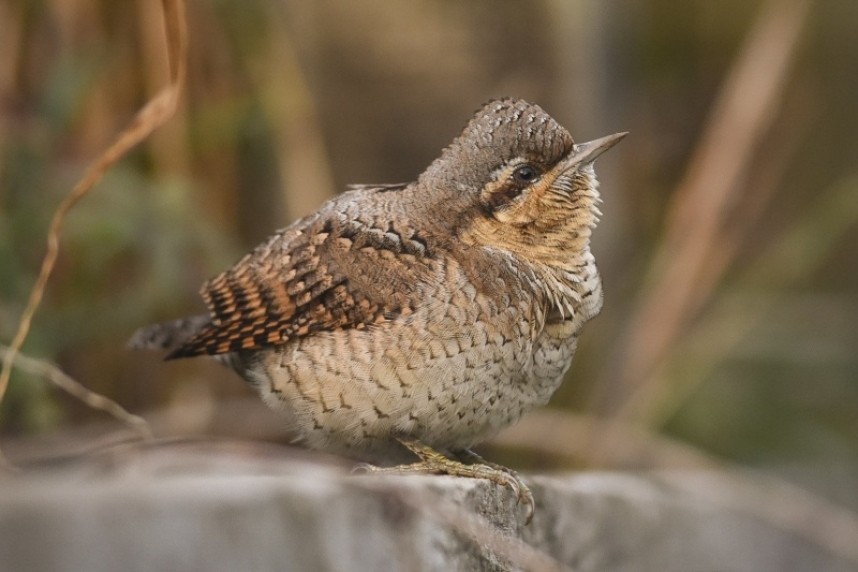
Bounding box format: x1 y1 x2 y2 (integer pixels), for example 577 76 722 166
129 98 625 523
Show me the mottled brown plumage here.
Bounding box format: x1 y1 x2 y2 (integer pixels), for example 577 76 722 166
130 98 625 523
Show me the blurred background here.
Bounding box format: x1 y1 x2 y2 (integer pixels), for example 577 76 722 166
1 0 856 517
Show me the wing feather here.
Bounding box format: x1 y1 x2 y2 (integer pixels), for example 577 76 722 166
167 200 430 359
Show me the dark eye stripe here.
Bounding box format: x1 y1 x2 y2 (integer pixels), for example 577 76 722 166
480 163 544 215
484 184 523 213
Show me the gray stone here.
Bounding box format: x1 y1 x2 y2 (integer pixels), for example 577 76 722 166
0 449 853 572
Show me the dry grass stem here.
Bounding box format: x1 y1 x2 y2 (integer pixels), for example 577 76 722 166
634 111 810 430
257 2 337 220
0 3 23 190
593 0 811 453
136 0 192 176
0 0 187 409
0 345 152 441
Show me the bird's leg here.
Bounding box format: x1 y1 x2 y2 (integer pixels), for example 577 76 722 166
356 437 535 524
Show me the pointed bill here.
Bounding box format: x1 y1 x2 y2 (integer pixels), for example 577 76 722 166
561 132 628 169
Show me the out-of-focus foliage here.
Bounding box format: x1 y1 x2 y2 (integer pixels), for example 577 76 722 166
0 0 856 510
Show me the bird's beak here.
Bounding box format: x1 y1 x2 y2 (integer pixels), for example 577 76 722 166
561 132 628 169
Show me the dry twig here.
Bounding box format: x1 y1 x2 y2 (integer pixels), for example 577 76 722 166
0 345 151 441
593 0 811 442
0 0 187 416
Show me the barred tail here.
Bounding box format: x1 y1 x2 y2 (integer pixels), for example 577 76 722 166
127 316 211 355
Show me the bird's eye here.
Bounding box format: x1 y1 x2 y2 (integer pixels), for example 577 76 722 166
512 164 540 184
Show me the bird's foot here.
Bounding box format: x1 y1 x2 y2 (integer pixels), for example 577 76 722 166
355 437 535 524
453 447 535 524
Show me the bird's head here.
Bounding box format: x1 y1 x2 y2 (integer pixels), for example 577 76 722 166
422 99 625 269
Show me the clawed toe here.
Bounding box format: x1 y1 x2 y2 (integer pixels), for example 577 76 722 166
517 483 535 524
485 467 534 524
453 448 535 524
499 471 521 499
351 463 375 474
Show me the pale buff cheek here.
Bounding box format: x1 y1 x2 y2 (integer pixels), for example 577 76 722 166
499 203 543 226
464 172 601 263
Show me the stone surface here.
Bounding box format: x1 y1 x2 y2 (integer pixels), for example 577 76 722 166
0 448 854 572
